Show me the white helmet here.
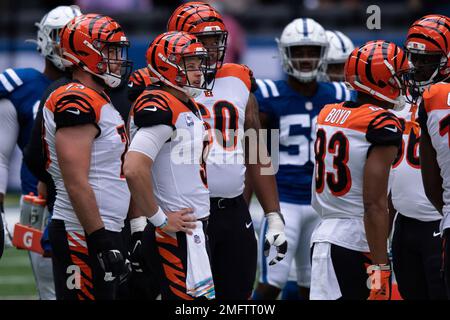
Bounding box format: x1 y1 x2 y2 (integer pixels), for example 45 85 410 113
276 18 328 82
34 5 82 71
323 30 354 81
325 30 354 64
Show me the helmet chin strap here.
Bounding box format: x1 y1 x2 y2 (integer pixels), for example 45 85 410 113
352 80 405 111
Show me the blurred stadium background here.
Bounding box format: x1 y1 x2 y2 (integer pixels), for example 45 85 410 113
0 0 449 299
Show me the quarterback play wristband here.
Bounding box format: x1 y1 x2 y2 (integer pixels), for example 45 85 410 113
148 207 168 228
130 216 147 234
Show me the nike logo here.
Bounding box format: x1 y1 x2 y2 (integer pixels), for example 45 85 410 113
245 222 253 229
384 126 398 133
144 106 157 112
433 231 441 237
66 108 80 115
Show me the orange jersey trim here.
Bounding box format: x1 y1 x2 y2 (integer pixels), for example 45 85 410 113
423 83 450 113
215 63 252 91
317 103 399 133
45 82 109 123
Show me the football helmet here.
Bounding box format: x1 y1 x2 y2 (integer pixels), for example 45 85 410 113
33 5 82 71
146 31 209 98
277 18 328 82
167 1 227 71
59 14 132 88
345 40 410 111
324 30 354 81
404 14 450 93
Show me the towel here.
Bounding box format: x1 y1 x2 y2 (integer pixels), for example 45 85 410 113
310 242 342 300
185 221 215 299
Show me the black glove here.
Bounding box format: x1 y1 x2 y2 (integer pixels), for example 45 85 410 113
87 228 129 283
129 231 144 273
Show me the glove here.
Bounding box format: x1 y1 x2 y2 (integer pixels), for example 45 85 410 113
129 216 148 273
264 211 288 266
367 264 391 300
1 202 13 258
87 228 130 283
129 232 144 273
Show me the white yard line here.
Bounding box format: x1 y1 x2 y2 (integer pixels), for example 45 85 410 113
0 275 35 285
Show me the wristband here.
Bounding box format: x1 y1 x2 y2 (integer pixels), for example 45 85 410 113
130 216 147 234
147 207 168 228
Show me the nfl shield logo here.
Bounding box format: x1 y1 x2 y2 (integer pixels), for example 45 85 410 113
185 114 194 126
194 235 201 244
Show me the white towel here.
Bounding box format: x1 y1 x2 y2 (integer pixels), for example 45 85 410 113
185 221 215 299
310 242 342 300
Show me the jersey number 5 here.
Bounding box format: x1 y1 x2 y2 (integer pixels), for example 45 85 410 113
315 129 352 196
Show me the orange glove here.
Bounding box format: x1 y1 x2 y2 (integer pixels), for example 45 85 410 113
367 264 391 300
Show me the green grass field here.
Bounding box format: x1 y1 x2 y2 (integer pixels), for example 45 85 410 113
1 193 38 300
0 248 38 299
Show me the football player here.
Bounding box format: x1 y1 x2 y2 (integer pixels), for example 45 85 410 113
388 14 449 299
323 30 355 82
253 18 353 300
166 2 287 300
0 5 81 298
310 40 408 300
44 14 132 300
125 31 212 300
413 15 450 296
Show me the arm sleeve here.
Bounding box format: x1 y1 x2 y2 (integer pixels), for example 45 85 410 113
23 106 51 183
366 112 404 147
132 92 174 128
0 99 19 194
128 125 173 161
418 100 428 133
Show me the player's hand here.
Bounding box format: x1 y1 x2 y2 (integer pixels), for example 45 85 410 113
367 264 391 300
1 203 13 252
162 208 197 235
87 227 130 283
37 181 48 200
129 216 147 273
264 211 288 266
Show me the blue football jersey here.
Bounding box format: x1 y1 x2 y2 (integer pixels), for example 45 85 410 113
0 68 51 195
255 79 356 205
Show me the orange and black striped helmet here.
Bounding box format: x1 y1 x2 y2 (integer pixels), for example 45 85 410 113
167 2 227 69
404 14 450 90
146 31 209 97
345 40 409 108
60 13 132 88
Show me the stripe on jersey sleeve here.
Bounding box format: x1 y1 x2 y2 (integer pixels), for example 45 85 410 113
256 79 269 98
332 81 343 100
264 79 280 97
0 74 14 92
5 69 23 87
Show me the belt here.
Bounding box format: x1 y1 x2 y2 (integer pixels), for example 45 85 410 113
210 195 241 211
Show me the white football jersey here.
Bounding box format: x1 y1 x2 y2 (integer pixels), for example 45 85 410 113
43 82 130 232
311 101 403 250
390 101 441 221
421 83 450 230
195 63 253 198
128 89 210 220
